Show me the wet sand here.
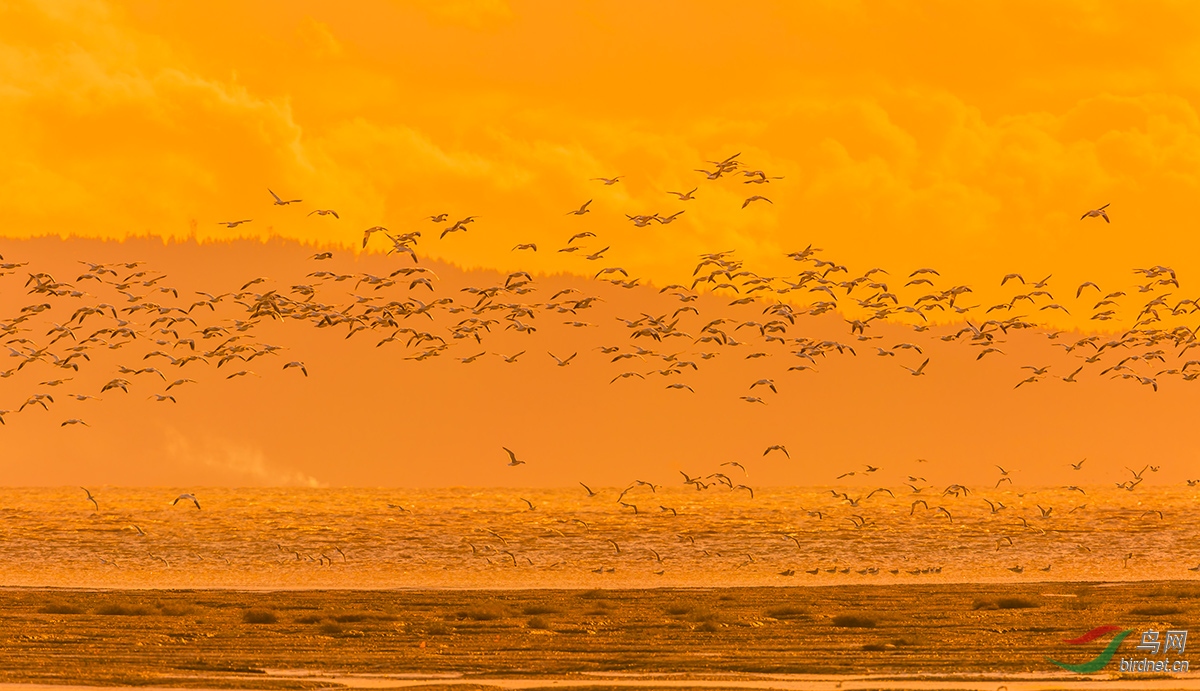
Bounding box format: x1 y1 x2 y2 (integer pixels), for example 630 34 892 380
0 583 1196 689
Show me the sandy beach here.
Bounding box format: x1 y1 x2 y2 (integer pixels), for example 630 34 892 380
0 582 1195 689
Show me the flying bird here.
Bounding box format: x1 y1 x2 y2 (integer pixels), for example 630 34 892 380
667 188 698 201
549 352 577 367
763 445 790 459
268 189 301 205
172 493 201 510
1081 203 1110 223
503 447 526 466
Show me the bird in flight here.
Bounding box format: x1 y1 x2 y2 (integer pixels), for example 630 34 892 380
902 359 930 376
763 445 790 459
503 447 526 466
567 200 593 216
172 493 201 510
81 487 98 510
667 188 697 201
742 195 772 209
268 189 301 205
1081 203 1110 223
307 209 339 218
591 176 622 185
218 220 252 228
549 352 577 367
362 226 388 247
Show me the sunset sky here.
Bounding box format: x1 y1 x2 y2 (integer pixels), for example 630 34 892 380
2 1 1199 487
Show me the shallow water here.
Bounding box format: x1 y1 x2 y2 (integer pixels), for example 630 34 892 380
0 486 1197 589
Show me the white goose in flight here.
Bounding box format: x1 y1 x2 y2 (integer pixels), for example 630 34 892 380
269 189 301 205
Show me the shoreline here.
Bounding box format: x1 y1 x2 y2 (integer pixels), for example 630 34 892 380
0 578 1185 592
0 582 1195 688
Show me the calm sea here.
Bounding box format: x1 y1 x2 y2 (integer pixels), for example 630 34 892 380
0 486 1196 589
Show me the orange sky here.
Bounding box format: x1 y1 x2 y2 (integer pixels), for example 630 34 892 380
2 1 1200 487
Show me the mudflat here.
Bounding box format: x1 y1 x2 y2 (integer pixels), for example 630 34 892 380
0 583 1195 689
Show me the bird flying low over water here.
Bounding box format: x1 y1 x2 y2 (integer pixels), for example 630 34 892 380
172 493 201 509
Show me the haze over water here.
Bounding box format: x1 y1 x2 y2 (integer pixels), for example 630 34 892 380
3 486 1196 590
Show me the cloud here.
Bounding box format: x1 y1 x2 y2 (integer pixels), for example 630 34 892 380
164 428 325 487
4 0 1200 327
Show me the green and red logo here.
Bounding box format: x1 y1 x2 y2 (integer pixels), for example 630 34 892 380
1046 625 1134 673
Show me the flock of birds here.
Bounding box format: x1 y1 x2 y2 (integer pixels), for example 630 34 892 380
2 150 1199 578
54 477 1200 579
